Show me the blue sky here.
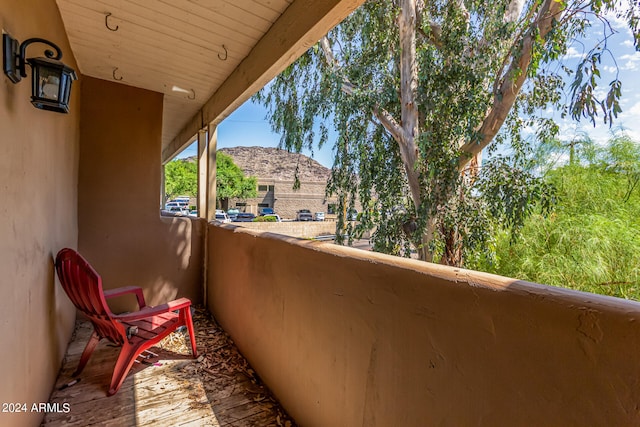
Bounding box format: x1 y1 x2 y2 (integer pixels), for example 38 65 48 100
177 100 336 167
546 12 640 147
177 12 640 168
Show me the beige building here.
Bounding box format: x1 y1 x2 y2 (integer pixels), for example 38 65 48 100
220 146 337 219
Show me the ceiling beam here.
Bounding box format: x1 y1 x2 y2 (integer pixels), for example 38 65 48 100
162 0 364 163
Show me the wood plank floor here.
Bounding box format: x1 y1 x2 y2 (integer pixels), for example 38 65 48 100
42 308 295 427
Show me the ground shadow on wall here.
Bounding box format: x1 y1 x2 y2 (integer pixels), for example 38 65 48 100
145 213 207 307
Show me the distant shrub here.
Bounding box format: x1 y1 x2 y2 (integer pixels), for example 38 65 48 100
253 215 277 222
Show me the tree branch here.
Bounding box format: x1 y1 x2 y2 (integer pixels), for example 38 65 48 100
473 0 528 58
504 0 527 23
321 8 422 208
415 0 444 50
458 0 563 170
320 36 340 69
492 2 540 96
320 35 403 140
416 22 444 49
373 107 403 143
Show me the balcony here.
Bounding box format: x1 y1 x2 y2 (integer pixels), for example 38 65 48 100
3 1 640 426
30 220 640 426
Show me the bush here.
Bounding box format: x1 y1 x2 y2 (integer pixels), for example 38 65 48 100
471 149 640 300
253 215 277 222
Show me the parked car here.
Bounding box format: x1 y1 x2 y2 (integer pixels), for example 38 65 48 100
314 212 325 221
163 205 188 215
233 212 256 222
296 209 313 221
259 207 275 215
215 212 231 223
168 198 189 209
226 209 239 221
188 210 198 217
165 201 182 210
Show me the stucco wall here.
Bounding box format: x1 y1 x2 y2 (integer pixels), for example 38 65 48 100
207 224 640 426
232 220 337 238
79 77 204 313
0 1 80 425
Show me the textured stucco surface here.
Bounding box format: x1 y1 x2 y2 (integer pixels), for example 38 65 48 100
0 1 80 425
78 77 204 313
208 223 640 426
232 220 337 238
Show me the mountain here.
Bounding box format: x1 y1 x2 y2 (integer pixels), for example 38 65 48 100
219 146 330 182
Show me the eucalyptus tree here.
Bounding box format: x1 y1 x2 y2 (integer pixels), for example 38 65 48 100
255 0 639 265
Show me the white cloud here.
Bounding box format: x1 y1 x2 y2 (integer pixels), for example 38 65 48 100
557 122 585 141
619 52 640 71
601 11 632 34
621 100 640 117
622 39 634 48
625 128 640 142
620 97 633 107
521 125 535 136
563 46 584 60
593 86 608 100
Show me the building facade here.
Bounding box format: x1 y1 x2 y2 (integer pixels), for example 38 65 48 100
220 147 336 219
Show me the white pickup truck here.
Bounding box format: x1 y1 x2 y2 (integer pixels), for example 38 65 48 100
296 209 313 221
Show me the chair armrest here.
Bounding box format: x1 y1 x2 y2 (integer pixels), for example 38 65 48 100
112 298 191 322
103 286 146 309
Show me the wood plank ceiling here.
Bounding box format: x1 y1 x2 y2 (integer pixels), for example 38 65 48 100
55 0 293 156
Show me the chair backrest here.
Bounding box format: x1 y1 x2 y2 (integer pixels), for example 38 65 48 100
55 248 126 344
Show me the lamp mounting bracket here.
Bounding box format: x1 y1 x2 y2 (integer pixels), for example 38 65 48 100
3 33 63 83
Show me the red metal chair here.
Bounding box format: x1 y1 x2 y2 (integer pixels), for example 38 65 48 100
55 248 197 396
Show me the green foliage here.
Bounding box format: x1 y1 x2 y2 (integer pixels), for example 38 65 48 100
165 153 258 208
164 159 197 200
216 152 257 205
472 134 640 300
253 215 277 222
255 0 639 265
477 154 556 240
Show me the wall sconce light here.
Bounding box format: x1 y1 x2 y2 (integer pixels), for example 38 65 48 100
3 33 77 113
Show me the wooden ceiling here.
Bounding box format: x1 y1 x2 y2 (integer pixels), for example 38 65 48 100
55 0 364 162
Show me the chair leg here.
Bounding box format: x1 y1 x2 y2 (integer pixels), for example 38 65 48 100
107 343 139 396
183 307 198 357
73 331 100 376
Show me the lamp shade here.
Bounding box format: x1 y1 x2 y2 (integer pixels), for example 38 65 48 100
27 56 77 113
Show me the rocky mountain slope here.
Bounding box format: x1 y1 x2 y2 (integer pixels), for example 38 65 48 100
219 146 330 182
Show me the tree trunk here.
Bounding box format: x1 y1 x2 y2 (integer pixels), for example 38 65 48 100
419 217 437 262
440 225 463 266
398 0 422 208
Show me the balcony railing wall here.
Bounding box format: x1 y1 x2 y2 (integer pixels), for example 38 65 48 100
207 223 640 426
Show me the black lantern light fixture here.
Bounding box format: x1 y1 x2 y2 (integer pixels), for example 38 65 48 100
3 33 77 113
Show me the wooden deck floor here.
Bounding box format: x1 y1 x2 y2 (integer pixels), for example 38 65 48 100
42 308 295 427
